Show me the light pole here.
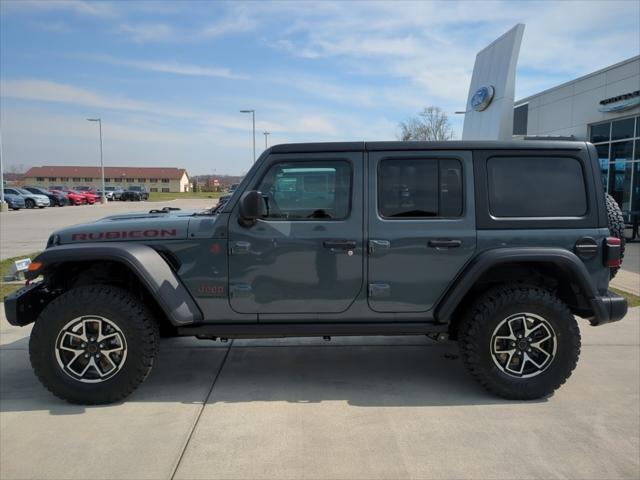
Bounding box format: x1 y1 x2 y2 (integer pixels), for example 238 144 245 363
263 131 270 150
87 118 106 204
240 109 255 163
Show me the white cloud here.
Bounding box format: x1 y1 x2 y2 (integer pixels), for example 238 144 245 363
2 0 116 18
90 55 247 80
201 7 257 38
118 23 174 43
31 21 72 33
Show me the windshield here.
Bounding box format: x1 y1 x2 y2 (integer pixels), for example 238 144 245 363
16 188 32 195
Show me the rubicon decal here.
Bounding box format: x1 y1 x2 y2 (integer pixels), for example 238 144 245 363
71 229 178 241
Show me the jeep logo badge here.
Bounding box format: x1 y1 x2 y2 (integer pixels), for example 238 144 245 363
470 85 495 112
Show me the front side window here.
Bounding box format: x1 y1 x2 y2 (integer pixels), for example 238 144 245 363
487 156 587 217
378 158 463 218
256 161 351 220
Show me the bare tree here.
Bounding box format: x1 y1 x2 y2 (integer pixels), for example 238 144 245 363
398 106 454 141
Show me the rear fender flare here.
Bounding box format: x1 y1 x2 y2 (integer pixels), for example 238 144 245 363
435 248 598 323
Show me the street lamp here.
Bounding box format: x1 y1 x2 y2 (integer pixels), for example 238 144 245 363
263 131 270 149
87 118 106 204
240 109 256 163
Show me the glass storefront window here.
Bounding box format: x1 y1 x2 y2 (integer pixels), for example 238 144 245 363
608 161 632 211
596 144 609 190
590 122 610 143
591 115 639 216
632 162 640 212
611 118 636 141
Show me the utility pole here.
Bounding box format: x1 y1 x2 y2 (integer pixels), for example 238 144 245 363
263 131 270 149
87 118 106 203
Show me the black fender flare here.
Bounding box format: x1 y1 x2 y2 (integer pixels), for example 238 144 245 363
28 243 203 326
435 248 598 324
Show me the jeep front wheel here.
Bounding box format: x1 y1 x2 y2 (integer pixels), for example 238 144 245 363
459 286 581 400
29 285 159 404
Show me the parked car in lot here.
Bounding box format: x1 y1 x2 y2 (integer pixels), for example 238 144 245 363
61 188 97 204
24 186 69 207
50 189 87 206
3 187 50 208
3 193 26 210
95 187 124 201
107 186 125 200
121 185 149 201
74 186 95 193
5 140 628 405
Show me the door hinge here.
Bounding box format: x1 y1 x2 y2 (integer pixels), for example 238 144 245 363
230 241 251 255
230 284 252 298
368 283 391 298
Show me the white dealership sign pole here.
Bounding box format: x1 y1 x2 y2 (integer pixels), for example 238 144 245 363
462 24 525 141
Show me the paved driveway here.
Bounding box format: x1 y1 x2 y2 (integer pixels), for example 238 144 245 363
0 199 216 259
1 308 638 479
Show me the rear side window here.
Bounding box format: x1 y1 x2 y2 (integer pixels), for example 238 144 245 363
378 158 463 218
487 157 587 217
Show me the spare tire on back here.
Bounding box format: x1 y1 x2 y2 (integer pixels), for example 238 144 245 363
605 193 626 279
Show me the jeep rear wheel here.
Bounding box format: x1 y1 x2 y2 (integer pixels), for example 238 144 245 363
460 286 580 400
29 285 159 404
605 193 626 279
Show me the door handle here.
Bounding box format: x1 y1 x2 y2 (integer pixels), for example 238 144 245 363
428 239 462 248
323 240 357 250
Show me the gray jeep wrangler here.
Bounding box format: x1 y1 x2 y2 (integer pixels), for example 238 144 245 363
5 141 628 404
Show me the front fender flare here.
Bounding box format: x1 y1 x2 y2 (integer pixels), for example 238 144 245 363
434 248 598 324
29 243 203 326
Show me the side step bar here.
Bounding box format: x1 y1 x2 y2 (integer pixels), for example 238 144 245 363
176 322 448 339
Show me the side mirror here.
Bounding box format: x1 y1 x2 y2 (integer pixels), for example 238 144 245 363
238 190 265 226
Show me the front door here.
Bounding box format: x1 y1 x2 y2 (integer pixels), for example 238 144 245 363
228 152 364 314
367 150 476 313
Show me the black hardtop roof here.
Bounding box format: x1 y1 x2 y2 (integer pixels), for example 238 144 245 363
269 140 587 154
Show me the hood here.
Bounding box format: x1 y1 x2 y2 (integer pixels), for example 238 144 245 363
51 208 218 245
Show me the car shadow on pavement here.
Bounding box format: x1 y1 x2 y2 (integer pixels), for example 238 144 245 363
0 336 546 415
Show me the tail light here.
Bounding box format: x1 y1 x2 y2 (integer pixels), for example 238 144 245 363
605 237 622 268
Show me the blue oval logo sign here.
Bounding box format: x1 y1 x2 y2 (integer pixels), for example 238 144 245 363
471 85 495 112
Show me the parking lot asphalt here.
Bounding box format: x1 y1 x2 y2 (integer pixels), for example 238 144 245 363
0 199 217 260
1 307 638 480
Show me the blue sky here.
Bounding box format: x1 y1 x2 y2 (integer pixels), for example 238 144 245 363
1 0 638 175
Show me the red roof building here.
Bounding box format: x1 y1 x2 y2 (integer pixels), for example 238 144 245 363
23 166 190 193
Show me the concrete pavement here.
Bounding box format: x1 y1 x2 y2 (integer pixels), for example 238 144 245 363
1 308 638 479
0 199 217 260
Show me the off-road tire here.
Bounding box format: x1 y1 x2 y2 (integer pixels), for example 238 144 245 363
605 193 626 279
29 285 159 405
459 286 581 400
25 198 35 209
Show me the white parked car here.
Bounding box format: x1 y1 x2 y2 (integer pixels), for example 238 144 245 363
4 187 50 209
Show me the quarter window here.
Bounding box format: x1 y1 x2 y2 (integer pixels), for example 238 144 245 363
487 157 587 217
378 158 463 218
256 161 351 220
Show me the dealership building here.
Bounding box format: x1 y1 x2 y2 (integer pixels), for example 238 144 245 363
22 166 191 193
513 55 640 216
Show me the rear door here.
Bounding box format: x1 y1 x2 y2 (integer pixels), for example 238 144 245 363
367 150 476 312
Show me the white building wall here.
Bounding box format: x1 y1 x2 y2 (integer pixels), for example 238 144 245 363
516 56 640 139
